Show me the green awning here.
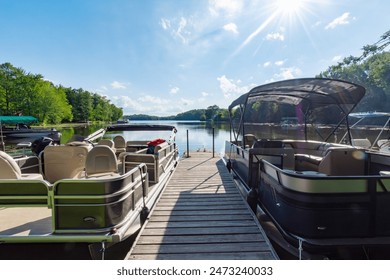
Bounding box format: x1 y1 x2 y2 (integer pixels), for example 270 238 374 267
0 116 38 124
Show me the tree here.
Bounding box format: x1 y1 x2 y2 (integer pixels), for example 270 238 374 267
33 80 72 124
318 30 390 113
0 63 25 114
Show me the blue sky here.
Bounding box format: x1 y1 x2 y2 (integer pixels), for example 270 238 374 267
0 0 389 116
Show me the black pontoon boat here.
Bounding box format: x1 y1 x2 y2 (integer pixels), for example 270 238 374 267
225 78 390 259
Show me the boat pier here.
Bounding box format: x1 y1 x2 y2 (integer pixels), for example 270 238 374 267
126 152 278 260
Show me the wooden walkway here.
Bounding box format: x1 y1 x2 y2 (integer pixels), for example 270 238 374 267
126 152 278 260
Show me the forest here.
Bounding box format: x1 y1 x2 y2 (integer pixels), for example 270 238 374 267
0 30 389 124
0 63 123 124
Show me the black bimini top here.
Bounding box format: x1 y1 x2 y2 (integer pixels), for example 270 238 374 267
229 78 366 114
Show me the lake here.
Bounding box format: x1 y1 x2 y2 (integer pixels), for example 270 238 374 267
59 121 231 156
59 120 389 157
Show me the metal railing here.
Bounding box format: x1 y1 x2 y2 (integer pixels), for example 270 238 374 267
185 128 215 158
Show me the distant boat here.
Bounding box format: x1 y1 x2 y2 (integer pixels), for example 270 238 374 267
0 116 61 145
116 119 130 124
347 112 390 154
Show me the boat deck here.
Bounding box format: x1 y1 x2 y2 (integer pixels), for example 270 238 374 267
126 152 278 260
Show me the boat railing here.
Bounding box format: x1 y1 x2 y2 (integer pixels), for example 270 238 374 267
261 159 390 193
121 142 178 184
0 162 150 237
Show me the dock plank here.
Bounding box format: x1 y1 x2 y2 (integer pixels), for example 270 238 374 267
126 152 278 260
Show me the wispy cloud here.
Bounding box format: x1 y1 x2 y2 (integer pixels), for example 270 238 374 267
332 55 342 62
273 67 302 80
274 60 285 66
223 23 238 34
325 12 352 30
176 17 190 44
209 0 243 17
160 16 192 44
217 75 250 98
160 18 171 30
138 95 169 105
263 61 272 67
170 86 180 95
111 81 127 89
266 32 284 41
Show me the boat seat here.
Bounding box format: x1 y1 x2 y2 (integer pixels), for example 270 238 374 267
97 139 116 153
85 145 119 177
113 135 126 155
294 154 323 171
251 140 295 170
244 134 257 148
0 151 43 180
352 138 371 149
43 145 91 183
318 147 366 176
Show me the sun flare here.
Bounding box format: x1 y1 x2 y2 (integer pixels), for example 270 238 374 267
275 0 306 15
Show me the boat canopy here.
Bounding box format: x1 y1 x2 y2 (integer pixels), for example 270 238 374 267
0 116 38 124
229 78 365 113
228 78 366 144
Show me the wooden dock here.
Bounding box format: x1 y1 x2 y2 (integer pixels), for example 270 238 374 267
126 152 278 260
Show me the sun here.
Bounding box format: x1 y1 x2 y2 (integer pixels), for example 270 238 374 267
275 0 306 15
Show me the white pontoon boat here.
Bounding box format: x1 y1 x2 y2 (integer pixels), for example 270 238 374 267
0 124 178 259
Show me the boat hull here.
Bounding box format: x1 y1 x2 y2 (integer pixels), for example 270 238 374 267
225 140 390 258
1 128 61 145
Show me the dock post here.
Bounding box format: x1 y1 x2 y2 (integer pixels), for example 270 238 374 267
212 128 215 158
186 129 190 158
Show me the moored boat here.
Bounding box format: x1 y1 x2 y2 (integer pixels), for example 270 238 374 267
0 116 61 146
224 78 390 259
347 112 390 155
0 124 178 259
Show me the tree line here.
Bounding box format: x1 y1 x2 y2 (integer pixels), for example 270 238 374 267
0 63 123 124
125 105 230 122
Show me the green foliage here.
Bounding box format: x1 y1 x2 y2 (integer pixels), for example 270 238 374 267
0 62 123 124
125 106 229 122
318 29 390 113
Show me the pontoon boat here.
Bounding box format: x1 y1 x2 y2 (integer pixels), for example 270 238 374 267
225 78 390 259
0 124 178 259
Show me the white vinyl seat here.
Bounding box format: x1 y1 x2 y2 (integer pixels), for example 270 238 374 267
85 145 119 177
97 139 116 153
43 145 91 183
318 147 366 176
0 151 43 180
113 135 126 155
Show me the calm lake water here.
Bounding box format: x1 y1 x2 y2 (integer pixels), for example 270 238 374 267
59 121 231 156
58 120 390 157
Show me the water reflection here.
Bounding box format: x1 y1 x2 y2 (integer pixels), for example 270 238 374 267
58 121 389 155
59 121 231 155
